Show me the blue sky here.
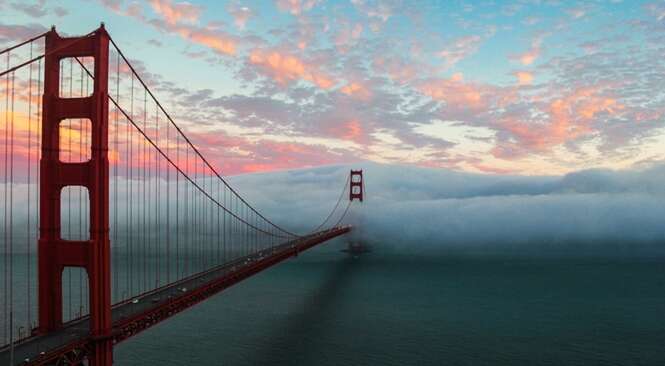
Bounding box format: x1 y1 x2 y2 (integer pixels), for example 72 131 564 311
1 0 664 175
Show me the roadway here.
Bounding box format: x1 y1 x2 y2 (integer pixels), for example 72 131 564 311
0 226 351 365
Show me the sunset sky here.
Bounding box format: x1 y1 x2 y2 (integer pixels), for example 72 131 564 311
1 0 664 175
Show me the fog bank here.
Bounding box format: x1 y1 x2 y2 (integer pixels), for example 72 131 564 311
229 162 665 256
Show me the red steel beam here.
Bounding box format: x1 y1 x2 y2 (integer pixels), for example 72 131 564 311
11 226 350 366
38 25 112 366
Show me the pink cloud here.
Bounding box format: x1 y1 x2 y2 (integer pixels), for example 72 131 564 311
418 74 489 111
515 71 534 86
519 48 538 66
248 48 334 88
340 120 363 142
494 87 625 158
275 0 319 16
514 34 547 66
437 35 482 67
334 22 364 52
227 2 254 30
350 0 395 32
175 25 237 55
372 57 413 84
150 0 201 25
340 82 371 100
96 0 236 56
324 119 366 145
0 23 47 45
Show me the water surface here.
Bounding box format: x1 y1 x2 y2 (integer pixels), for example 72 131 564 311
115 243 665 365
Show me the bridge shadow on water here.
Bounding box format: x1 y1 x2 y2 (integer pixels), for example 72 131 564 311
252 255 361 365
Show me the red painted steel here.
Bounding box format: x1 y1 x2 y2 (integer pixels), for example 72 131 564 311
16 227 350 366
1 24 359 366
349 170 364 202
111 226 351 344
38 25 112 365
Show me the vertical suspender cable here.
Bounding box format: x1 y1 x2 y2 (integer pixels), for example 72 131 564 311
78 62 84 317
184 147 188 277
113 51 119 302
217 180 220 264
9 61 16 364
176 133 180 279
165 115 171 283
26 42 33 330
137 89 148 292
129 72 134 296
84 67 90 314
35 56 41 326
67 58 72 320
143 89 147 292
3 52 9 345
124 63 130 300
154 102 159 287
164 111 171 283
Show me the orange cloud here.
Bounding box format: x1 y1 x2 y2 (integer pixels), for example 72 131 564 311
496 87 625 156
235 140 347 174
249 48 334 88
418 76 486 110
372 56 419 85
328 120 363 143
515 35 546 66
519 49 538 65
178 27 236 55
343 120 362 141
101 0 236 56
150 0 201 25
340 82 371 100
515 71 533 85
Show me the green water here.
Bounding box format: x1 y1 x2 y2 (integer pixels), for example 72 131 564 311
113 244 665 365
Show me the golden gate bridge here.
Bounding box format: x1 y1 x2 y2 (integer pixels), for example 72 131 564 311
0 25 365 365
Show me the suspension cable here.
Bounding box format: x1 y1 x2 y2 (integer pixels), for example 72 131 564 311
0 30 95 78
106 35 301 238
332 201 353 228
73 57 292 238
0 31 48 56
308 174 350 233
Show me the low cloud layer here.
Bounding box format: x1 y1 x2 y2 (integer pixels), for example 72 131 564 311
229 162 665 256
3 162 664 257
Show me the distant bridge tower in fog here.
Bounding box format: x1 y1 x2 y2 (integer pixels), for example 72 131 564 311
350 170 364 202
345 170 370 256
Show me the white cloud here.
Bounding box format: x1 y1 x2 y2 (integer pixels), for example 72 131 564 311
229 162 665 255
5 163 665 258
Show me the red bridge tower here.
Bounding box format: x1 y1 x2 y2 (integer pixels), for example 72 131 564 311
38 25 112 365
349 169 364 202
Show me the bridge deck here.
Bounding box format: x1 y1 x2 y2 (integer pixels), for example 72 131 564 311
0 226 351 366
